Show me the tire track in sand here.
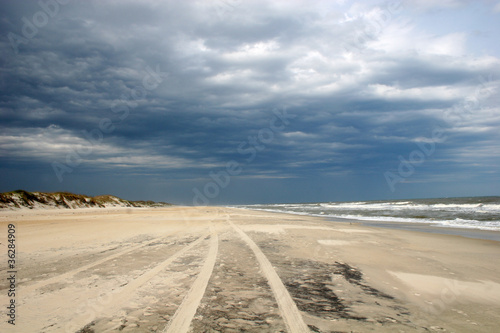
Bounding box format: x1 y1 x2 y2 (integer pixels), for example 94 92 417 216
21 232 180 295
162 225 219 333
69 232 210 333
97 232 210 317
229 219 310 333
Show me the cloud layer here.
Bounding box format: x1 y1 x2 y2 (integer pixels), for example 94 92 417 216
1 0 499 204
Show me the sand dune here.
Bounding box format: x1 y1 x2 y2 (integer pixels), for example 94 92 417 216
1 207 499 332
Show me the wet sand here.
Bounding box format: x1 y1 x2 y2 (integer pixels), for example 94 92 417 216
336 218 500 242
1 207 499 332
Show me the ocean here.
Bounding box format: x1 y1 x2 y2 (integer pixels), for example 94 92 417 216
234 196 500 232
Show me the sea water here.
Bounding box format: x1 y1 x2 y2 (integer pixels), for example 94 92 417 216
234 197 500 231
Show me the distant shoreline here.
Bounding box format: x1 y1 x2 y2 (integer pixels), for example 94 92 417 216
342 218 500 242
231 196 500 238
231 206 500 242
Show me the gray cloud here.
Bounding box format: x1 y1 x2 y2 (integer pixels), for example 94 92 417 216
0 0 499 203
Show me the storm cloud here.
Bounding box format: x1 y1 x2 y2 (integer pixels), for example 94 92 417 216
1 0 499 204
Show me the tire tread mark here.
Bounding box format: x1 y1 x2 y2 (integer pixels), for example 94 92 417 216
22 233 180 295
99 232 210 317
70 232 210 332
162 226 219 333
229 220 310 333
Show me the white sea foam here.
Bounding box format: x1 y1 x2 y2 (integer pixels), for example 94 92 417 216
233 197 500 232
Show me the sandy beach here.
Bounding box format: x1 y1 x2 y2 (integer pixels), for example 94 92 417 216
1 207 499 332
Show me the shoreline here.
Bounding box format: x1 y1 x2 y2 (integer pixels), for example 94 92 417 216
229 207 500 242
355 220 500 242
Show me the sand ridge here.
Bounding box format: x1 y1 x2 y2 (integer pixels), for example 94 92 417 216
162 225 218 333
229 217 310 333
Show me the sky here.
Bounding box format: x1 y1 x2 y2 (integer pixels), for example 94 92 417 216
0 0 499 205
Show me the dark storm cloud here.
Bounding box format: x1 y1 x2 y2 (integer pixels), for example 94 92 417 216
0 0 499 203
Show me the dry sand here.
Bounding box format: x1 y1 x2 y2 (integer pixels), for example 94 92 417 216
1 207 499 332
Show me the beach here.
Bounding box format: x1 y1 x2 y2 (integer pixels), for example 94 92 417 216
1 207 499 332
